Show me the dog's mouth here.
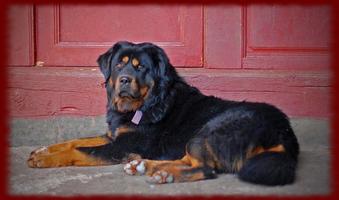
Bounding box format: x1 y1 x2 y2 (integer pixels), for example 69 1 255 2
118 91 141 100
114 90 147 113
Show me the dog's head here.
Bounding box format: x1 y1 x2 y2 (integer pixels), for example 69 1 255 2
98 41 180 123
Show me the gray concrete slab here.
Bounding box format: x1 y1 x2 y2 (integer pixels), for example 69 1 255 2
10 116 107 147
9 118 331 196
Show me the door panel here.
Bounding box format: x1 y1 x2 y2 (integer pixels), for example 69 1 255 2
59 5 181 42
36 5 203 67
7 5 35 66
204 6 242 69
247 5 330 48
243 5 330 70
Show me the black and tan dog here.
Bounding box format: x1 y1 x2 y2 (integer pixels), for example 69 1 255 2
28 41 299 185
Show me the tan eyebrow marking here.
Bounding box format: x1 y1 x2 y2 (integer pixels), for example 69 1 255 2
132 58 139 67
122 56 129 63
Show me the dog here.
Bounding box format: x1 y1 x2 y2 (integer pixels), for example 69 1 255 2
28 41 299 185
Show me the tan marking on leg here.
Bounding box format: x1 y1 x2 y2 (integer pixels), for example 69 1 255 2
127 148 218 183
247 144 286 159
182 153 202 168
145 157 210 183
204 139 223 170
45 136 109 153
149 166 207 183
247 146 265 158
267 144 285 153
27 135 111 168
114 126 135 138
106 130 113 139
28 148 111 168
141 159 188 176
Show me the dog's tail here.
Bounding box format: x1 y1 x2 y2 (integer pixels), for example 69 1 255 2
238 152 298 186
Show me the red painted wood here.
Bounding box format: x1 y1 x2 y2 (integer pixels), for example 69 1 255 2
36 5 202 67
9 67 330 118
204 5 242 69
9 67 106 117
185 69 330 118
243 54 330 70
8 5 331 119
244 5 330 70
7 5 34 66
247 5 330 49
201 90 330 117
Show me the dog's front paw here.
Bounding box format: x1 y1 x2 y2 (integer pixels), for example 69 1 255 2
27 146 50 168
30 146 48 155
123 160 146 175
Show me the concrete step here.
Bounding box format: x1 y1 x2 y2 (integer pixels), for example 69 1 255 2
9 146 329 196
9 117 330 195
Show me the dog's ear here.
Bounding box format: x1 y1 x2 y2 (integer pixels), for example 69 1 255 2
143 43 177 88
140 43 179 123
97 41 131 81
153 46 171 80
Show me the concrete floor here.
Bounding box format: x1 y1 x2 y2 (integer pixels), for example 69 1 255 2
9 117 331 196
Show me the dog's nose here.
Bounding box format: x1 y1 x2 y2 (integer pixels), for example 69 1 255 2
119 76 132 85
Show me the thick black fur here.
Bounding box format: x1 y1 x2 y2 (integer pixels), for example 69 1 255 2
79 41 299 186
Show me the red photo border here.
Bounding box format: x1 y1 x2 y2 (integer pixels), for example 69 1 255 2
1 0 337 200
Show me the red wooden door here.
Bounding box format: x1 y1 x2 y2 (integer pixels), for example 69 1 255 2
35 5 203 67
8 4 330 118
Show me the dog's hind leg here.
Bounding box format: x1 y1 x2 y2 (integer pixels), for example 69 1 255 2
124 137 223 183
124 154 218 183
149 155 218 184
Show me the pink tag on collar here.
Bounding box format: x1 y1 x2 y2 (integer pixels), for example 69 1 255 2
131 110 143 125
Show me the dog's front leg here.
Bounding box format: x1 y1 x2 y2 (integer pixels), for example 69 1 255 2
27 134 115 168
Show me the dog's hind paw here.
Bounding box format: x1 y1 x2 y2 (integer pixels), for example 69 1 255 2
147 170 174 184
